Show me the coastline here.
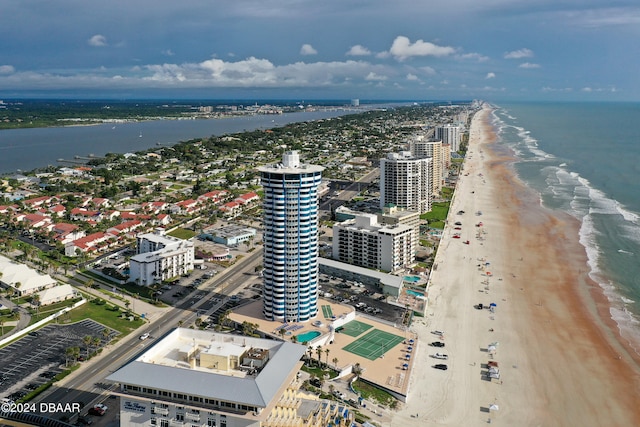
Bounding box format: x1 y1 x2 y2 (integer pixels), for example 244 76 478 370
391 105 640 426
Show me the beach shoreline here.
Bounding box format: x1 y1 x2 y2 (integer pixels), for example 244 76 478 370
391 104 640 426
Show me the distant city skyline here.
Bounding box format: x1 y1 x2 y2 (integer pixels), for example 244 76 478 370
1 1 638 101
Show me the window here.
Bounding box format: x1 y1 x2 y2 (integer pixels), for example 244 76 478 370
207 418 216 427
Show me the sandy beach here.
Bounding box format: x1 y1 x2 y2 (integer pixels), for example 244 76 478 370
391 105 640 426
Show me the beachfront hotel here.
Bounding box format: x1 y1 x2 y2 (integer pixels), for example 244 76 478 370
258 151 324 322
379 152 432 214
106 328 354 427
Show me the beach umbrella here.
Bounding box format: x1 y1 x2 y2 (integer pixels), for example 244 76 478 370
407 346 413 351
490 303 497 306
405 354 411 359
489 404 499 411
409 339 415 344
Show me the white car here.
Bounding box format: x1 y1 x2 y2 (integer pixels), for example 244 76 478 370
95 403 108 412
433 353 448 360
139 333 150 340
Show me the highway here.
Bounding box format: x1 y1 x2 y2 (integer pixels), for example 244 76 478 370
34 249 263 421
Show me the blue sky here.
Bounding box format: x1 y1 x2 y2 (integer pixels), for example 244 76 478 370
1 0 639 101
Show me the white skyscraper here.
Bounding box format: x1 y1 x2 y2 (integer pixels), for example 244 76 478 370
435 124 461 152
379 152 432 214
258 151 324 322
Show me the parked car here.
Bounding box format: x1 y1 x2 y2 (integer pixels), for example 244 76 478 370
430 342 445 347
139 333 150 340
87 407 104 416
433 364 448 370
432 353 448 360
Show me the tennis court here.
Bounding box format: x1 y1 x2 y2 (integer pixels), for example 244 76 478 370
338 320 373 337
342 329 405 360
321 305 334 319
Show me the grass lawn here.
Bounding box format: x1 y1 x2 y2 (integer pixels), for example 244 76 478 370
420 201 450 229
62 299 144 335
168 228 196 240
352 379 396 407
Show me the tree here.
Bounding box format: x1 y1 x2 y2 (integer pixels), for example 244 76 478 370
92 336 101 353
316 346 323 368
325 348 330 367
101 328 111 343
278 327 287 341
83 335 92 358
332 357 339 369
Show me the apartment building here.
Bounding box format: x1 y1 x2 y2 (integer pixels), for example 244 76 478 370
379 152 432 214
332 213 414 273
129 229 194 286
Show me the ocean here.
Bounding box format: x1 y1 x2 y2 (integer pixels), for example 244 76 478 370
491 102 640 348
0 109 356 174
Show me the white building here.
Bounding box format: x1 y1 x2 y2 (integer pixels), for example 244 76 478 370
332 213 415 272
106 328 352 427
129 229 194 286
258 151 323 323
409 137 444 196
435 124 461 152
379 151 432 214
0 255 58 296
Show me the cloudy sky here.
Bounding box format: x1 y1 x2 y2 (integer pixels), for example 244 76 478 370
1 0 638 101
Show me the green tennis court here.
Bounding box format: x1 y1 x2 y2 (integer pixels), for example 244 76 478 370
342 329 405 360
321 305 334 319
338 320 373 337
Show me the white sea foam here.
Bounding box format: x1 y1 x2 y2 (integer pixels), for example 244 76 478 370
559 162 567 167
618 249 634 255
621 296 635 304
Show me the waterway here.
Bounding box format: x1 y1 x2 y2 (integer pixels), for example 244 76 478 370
0 110 355 174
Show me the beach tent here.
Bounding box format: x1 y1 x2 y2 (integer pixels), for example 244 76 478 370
489 404 499 411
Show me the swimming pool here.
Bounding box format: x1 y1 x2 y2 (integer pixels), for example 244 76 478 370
406 289 425 298
297 330 321 343
404 275 421 283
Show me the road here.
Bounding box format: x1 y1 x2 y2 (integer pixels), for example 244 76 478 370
34 249 263 422
320 168 379 212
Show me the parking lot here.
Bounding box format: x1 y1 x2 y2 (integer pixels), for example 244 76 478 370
0 320 119 401
319 273 406 325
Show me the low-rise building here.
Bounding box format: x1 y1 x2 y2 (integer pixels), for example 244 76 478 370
129 229 194 286
106 328 352 427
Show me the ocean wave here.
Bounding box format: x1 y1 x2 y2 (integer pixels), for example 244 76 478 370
621 296 635 304
559 162 567 167
618 249 634 255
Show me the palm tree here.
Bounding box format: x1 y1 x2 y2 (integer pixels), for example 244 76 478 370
316 346 323 368
307 347 313 365
325 348 330 367
92 336 101 354
278 327 287 341
65 347 75 367
332 357 339 369
291 335 298 344
101 328 111 343
83 335 92 358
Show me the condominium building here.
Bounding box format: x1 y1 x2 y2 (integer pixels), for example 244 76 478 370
435 124 461 152
106 328 354 427
409 137 443 196
129 229 194 286
258 151 324 322
379 152 432 214
332 213 414 272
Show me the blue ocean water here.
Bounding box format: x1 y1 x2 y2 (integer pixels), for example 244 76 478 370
491 102 640 346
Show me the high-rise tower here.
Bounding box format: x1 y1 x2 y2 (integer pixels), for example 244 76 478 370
380 152 432 214
258 151 324 322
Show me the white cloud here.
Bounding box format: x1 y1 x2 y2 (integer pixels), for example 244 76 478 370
582 87 593 92
504 48 533 59
458 52 490 62
0 65 15 74
365 72 387 81
88 34 108 47
519 62 540 69
389 36 455 61
420 66 436 75
346 45 371 56
162 49 175 56
300 44 318 55
486 72 496 79
406 73 419 81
